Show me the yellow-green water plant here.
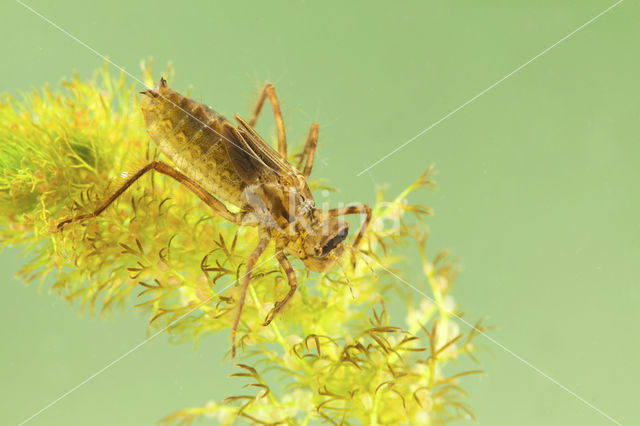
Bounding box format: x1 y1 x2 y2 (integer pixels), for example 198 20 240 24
0 63 487 425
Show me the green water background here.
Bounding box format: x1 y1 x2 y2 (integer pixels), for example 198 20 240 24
1 1 638 425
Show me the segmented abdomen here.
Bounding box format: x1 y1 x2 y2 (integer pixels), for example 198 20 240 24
140 83 245 207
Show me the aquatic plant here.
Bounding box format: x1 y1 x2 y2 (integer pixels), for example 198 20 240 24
0 63 487 424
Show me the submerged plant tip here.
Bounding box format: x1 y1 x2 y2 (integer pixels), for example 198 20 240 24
0 62 487 424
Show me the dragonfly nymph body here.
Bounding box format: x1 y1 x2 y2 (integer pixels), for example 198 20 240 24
59 77 371 358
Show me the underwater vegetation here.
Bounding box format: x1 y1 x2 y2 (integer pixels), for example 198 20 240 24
0 63 487 424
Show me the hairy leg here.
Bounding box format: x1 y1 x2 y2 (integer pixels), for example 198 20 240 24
231 229 271 359
296 123 319 179
248 83 287 158
263 251 298 326
57 160 239 229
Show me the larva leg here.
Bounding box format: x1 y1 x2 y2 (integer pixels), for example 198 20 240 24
263 251 298 326
57 160 240 229
231 229 271 359
296 123 319 179
248 83 287 158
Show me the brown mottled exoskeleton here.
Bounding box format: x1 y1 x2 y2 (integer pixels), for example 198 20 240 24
58 78 371 358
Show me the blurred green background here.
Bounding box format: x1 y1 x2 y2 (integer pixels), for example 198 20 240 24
1 0 638 424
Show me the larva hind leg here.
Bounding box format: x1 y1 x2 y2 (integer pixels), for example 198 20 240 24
57 160 240 230
248 83 287 159
296 123 319 179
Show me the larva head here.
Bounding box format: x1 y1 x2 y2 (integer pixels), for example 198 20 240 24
286 216 350 272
